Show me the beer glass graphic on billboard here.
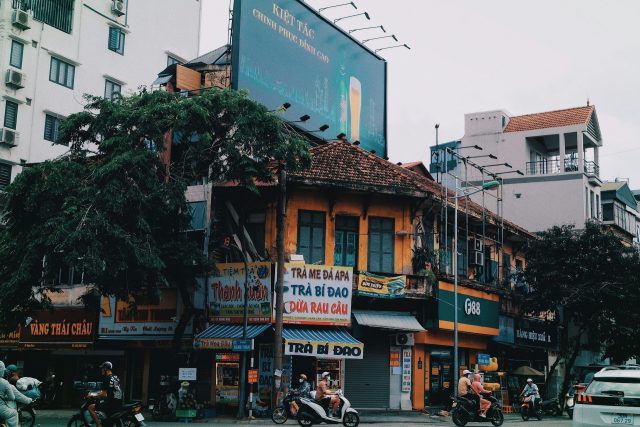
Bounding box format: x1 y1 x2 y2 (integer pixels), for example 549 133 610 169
349 76 361 142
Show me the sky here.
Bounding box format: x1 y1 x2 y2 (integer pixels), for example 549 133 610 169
200 0 640 186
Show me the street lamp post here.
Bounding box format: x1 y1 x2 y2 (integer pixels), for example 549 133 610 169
450 176 500 396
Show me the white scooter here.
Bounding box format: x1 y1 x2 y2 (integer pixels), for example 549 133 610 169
296 389 359 427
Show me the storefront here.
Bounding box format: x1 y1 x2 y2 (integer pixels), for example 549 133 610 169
346 309 425 410
17 307 103 406
415 281 500 409
98 288 196 404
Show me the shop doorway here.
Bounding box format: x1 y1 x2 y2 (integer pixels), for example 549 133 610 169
215 362 239 408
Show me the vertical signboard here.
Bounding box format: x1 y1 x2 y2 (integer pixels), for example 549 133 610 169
232 0 387 156
281 264 352 326
208 262 272 323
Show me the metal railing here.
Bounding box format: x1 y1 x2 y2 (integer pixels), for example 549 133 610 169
525 159 598 177
12 0 74 34
584 160 600 177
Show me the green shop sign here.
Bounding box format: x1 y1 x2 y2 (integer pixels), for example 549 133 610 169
437 281 500 336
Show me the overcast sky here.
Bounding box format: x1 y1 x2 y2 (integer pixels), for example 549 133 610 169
200 0 640 187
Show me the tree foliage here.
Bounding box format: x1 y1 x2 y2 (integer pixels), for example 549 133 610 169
523 222 640 395
0 88 310 337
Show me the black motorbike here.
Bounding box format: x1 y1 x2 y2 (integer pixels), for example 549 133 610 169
520 396 543 421
540 396 562 416
271 389 302 424
66 395 146 427
451 394 504 426
18 399 37 427
39 377 64 408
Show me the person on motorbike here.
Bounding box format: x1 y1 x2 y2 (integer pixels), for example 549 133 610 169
4 365 18 386
297 374 311 398
471 373 491 418
520 378 540 409
0 361 32 427
88 361 123 427
458 370 480 410
315 372 339 418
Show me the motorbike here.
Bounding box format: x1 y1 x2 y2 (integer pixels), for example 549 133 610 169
565 384 585 419
66 394 146 427
272 389 303 424
296 389 359 427
39 377 64 408
451 393 504 426
520 395 543 421
539 396 562 416
17 399 37 427
149 375 177 420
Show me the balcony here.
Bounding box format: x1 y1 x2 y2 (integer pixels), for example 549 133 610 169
525 159 599 179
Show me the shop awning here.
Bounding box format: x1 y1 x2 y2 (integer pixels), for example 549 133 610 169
353 310 425 331
283 327 363 359
193 324 271 350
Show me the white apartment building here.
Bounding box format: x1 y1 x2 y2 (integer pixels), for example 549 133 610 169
432 105 603 232
0 0 202 188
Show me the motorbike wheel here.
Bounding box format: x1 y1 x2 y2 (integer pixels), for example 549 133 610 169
490 410 504 426
451 409 468 426
535 408 543 420
521 410 530 421
67 415 87 427
342 412 359 427
272 407 288 424
567 408 574 419
122 418 142 427
554 405 563 417
19 408 35 427
297 412 314 426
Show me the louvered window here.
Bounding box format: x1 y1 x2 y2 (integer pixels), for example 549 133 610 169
4 101 18 130
49 57 75 89
297 210 326 264
368 217 394 273
0 163 11 189
104 80 121 100
10 40 24 69
108 27 125 55
44 114 62 144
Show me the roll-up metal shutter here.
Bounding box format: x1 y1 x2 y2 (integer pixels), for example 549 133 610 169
344 330 390 409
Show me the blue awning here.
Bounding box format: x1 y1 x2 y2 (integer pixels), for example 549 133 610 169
195 323 271 340
283 327 363 359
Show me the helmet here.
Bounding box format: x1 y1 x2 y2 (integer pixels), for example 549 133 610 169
99 361 113 370
5 364 17 374
321 372 330 378
463 369 472 375
526 378 533 383
300 374 307 380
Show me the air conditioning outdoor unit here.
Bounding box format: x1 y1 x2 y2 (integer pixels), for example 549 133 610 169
0 129 18 147
5 69 25 89
12 9 30 30
111 0 125 16
471 250 484 266
472 239 484 252
395 333 415 346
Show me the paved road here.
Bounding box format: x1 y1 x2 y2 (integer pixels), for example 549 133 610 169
31 410 574 426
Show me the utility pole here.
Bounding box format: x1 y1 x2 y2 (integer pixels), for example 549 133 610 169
273 168 287 405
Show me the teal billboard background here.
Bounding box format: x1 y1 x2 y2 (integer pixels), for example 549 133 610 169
232 0 387 156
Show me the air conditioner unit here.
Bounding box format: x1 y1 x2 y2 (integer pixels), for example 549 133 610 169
471 251 484 266
0 128 18 147
472 239 484 252
5 69 25 89
395 333 414 346
12 9 30 30
111 0 125 16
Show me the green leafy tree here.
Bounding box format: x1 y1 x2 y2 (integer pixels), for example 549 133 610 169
0 88 310 346
523 222 640 399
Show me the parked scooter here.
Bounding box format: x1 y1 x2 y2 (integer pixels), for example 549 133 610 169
451 394 504 426
520 396 543 421
66 393 146 427
539 396 562 416
565 384 586 419
296 389 359 427
272 389 302 424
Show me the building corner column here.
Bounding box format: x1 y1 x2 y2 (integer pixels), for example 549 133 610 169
558 133 566 172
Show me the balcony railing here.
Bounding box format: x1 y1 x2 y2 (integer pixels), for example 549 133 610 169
525 159 599 177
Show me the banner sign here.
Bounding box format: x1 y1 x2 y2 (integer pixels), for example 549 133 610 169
20 309 95 348
284 339 363 359
232 0 387 156
401 349 412 392
195 338 234 350
515 318 557 349
282 264 352 326
357 272 406 298
437 281 500 336
178 368 197 381
258 344 292 406
209 262 272 323
0 329 20 348
98 289 182 338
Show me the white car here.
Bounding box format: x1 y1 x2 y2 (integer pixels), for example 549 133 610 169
574 367 640 426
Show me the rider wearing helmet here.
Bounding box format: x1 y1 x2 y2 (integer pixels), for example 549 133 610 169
0 361 32 427
315 372 340 418
4 365 18 386
88 362 123 427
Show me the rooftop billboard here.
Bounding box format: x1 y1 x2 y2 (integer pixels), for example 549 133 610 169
232 0 387 156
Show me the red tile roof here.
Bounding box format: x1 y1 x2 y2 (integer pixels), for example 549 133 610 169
504 105 594 133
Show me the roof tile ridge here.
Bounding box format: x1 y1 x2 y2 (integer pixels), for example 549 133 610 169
510 105 594 119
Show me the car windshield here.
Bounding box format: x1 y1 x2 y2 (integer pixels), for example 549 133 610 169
586 377 640 397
